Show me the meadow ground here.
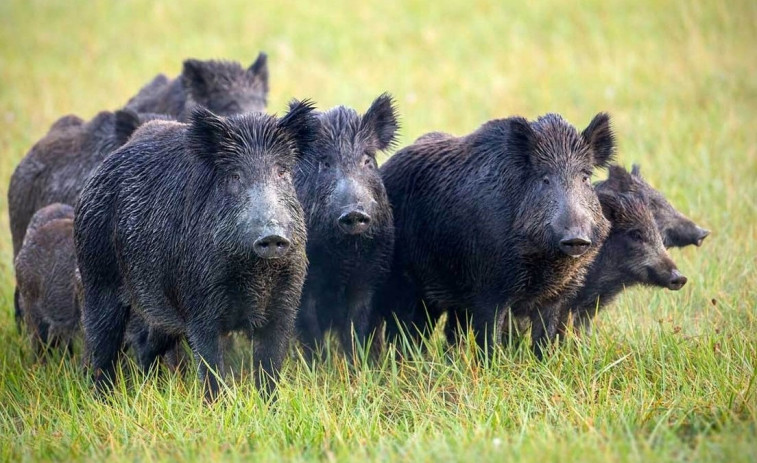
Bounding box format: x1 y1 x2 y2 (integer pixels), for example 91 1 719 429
0 0 755 461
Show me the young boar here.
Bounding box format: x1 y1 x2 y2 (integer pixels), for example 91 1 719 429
375 113 615 357
294 94 398 359
15 204 78 356
8 109 169 327
125 53 269 120
598 164 709 248
75 102 317 400
570 189 687 334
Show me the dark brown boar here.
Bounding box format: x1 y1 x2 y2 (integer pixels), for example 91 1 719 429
374 113 615 358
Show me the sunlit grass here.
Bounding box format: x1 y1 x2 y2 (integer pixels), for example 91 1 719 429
0 0 755 461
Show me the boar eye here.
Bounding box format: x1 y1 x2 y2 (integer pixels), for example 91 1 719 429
321 160 331 169
363 156 375 169
230 172 241 183
629 229 644 242
277 165 288 178
542 176 550 185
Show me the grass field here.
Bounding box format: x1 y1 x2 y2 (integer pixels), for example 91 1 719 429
1 0 756 461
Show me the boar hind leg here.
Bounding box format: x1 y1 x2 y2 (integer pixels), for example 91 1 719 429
14 287 23 333
253 312 295 397
470 305 504 357
572 310 594 337
530 305 569 360
186 321 222 402
296 295 323 362
340 289 373 362
136 327 180 373
82 287 129 393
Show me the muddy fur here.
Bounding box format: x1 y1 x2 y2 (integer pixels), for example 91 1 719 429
597 164 709 248
125 53 269 121
74 102 317 400
15 204 78 357
294 94 398 360
374 112 615 358
8 109 170 327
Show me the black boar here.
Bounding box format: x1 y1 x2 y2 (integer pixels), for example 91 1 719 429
15 203 78 356
294 94 398 360
598 164 709 248
75 102 317 399
501 166 691 345
125 53 269 121
375 113 615 357
570 189 687 334
8 109 169 327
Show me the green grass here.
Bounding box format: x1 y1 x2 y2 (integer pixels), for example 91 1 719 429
1 0 756 461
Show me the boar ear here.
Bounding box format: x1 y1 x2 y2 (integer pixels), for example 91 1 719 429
187 106 230 161
598 191 621 223
182 59 211 98
631 163 642 177
508 117 536 167
582 112 616 168
361 93 399 151
279 99 319 157
604 164 636 193
113 109 143 146
248 52 269 93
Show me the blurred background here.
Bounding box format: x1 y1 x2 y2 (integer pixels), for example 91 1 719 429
0 1 755 460
3 0 754 324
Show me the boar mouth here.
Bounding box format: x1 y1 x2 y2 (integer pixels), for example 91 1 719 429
558 236 592 257
666 269 688 291
695 228 710 247
337 210 372 235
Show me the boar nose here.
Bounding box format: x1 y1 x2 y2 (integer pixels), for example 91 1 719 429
695 227 710 247
253 234 291 259
558 233 592 257
668 269 687 290
337 210 372 235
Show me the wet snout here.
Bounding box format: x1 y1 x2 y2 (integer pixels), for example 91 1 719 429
338 210 372 235
695 227 710 247
333 176 375 236
253 230 291 259
559 233 592 257
554 199 594 257
667 268 687 290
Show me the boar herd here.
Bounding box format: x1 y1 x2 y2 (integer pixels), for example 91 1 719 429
7 53 710 400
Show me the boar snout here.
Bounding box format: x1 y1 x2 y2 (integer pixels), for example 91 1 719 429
558 233 592 257
253 231 291 259
337 210 372 235
668 269 687 290
695 227 710 247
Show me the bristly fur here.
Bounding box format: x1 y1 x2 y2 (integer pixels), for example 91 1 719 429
125 54 270 121
8 110 172 329
15 204 78 357
596 164 709 248
75 102 317 400
568 189 684 334
373 112 615 358
294 94 398 359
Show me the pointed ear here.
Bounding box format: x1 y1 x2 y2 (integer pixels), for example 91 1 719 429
187 106 229 162
114 109 143 146
598 191 621 223
631 163 641 177
182 59 210 98
508 117 537 168
248 52 269 93
279 99 319 158
582 112 616 168
361 93 399 151
604 164 636 193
